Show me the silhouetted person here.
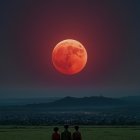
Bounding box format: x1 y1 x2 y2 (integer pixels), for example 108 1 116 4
52 127 60 140
61 125 71 140
72 126 82 140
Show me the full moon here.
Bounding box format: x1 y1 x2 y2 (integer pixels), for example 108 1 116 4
52 39 87 75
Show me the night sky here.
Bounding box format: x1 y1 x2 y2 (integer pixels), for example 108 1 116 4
0 0 140 97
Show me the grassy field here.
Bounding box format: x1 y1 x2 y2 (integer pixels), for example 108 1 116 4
0 126 140 140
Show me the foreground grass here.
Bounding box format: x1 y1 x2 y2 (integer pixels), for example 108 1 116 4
0 126 140 140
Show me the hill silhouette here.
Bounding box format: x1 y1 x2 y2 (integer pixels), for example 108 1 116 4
26 96 124 108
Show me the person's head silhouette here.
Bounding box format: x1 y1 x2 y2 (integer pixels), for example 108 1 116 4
64 124 69 130
53 127 59 133
74 125 79 131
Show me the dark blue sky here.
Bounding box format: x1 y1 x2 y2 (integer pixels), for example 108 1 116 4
0 0 140 97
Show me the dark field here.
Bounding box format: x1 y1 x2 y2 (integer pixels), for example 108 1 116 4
0 126 140 140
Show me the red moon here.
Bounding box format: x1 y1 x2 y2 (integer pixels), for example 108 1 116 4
52 39 87 75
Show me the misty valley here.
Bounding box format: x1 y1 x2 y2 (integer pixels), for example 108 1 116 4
0 96 140 125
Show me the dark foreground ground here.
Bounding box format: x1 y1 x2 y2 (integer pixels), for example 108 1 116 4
0 126 140 140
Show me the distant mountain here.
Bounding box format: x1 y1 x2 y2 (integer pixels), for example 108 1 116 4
120 96 140 104
1 95 140 108
27 96 124 108
121 95 140 101
0 97 60 106
0 96 140 125
1 95 140 114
